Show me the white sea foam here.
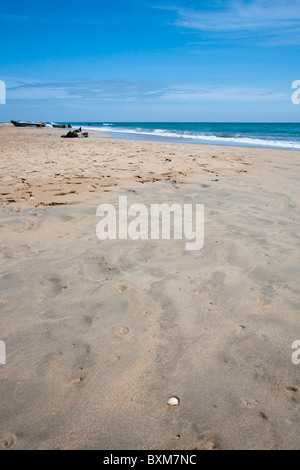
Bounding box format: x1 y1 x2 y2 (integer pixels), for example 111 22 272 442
79 125 300 150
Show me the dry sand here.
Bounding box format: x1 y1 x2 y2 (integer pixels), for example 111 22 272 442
0 124 300 450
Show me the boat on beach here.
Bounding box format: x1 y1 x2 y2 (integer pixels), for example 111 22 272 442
51 122 71 128
11 120 46 128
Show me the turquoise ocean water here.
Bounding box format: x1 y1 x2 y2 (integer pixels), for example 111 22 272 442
56 122 300 150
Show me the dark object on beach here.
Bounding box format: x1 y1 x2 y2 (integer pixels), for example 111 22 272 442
61 130 78 138
51 122 71 129
61 129 89 138
11 120 46 128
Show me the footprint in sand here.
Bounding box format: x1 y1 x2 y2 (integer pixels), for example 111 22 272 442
59 214 74 222
112 355 121 361
15 220 37 232
83 258 120 282
1 434 17 450
70 377 83 385
83 315 93 327
114 326 130 337
244 400 252 409
285 386 298 393
194 439 221 450
40 310 55 320
285 386 298 402
55 191 76 196
42 276 67 297
259 411 269 420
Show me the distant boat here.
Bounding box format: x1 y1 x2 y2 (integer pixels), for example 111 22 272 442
51 122 71 128
11 120 46 128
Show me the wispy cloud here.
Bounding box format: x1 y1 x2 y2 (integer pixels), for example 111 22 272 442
5 78 289 103
0 14 30 21
151 0 300 40
160 84 289 102
6 79 169 101
0 13 104 27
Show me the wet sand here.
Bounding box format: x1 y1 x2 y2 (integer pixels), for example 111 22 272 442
0 125 300 449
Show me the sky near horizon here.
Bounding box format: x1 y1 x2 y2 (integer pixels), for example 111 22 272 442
0 0 299 122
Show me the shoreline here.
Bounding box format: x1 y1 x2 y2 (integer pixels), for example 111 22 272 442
0 125 299 207
4 122 300 151
81 129 300 151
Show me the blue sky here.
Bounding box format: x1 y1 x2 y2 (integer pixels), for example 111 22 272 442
0 0 299 122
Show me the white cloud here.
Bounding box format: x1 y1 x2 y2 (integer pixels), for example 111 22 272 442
153 0 300 35
5 78 289 104
159 85 289 102
6 79 164 101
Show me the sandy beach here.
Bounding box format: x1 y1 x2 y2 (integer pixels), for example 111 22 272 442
0 124 300 450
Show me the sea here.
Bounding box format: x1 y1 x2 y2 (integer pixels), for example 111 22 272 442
51 122 300 150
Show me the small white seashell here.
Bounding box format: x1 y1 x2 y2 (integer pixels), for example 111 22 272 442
167 396 180 406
